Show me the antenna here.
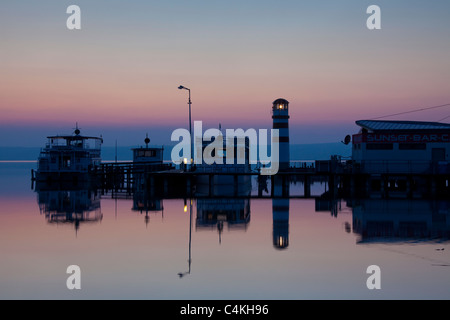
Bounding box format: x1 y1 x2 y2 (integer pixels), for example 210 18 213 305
145 133 150 148
74 122 81 135
371 103 450 120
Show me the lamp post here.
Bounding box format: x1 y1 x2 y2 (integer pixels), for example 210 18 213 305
178 85 193 168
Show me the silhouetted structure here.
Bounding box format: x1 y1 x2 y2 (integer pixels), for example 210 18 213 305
352 120 450 174
36 187 102 234
272 98 290 171
34 125 103 184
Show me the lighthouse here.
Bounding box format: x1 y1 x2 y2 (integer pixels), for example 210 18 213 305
272 98 290 171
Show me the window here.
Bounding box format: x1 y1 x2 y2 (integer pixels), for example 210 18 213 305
145 150 155 157
399 143 426 150
366 143 393 150
137 150 156 157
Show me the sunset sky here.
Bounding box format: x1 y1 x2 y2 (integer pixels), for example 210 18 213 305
1 0 450 147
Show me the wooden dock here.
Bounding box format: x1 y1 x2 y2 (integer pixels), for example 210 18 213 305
91 160 450 200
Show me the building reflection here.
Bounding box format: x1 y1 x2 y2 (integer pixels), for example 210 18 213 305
351 199 450 243
194 175 292 250
196 198 250 243
36 187 102 234
195 181 251 243
132 188 164 227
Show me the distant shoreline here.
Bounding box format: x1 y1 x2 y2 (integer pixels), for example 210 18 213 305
0 143 351 162
0 160 37 163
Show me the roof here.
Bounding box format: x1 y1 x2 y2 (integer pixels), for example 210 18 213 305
47 135 103 141
356 120 450 131
273 98 289 105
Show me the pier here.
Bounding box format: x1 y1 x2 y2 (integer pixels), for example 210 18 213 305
89 159 450 200
31 102 450 201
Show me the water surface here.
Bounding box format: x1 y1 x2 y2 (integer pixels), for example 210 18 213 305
0 162 449 299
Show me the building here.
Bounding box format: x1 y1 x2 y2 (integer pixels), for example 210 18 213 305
352 120 450 174
194 131 252 196
132 135 164 164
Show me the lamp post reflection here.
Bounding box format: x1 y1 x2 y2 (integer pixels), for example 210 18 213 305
178 198 193 278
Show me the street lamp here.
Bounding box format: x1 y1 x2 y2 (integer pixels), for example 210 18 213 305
178 85 193 168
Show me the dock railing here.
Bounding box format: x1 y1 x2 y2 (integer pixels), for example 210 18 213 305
356 160 450 175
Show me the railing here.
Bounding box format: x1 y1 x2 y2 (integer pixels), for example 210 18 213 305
356 160 450 175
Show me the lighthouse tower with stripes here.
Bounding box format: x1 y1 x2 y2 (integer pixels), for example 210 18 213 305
272 98 290 171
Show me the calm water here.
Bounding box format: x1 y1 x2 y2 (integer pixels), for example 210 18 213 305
0 162 449 299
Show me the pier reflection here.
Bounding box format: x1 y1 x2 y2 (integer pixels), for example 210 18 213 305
33 176 450 248
35 185 102 234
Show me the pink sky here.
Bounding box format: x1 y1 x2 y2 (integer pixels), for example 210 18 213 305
1 1 449 146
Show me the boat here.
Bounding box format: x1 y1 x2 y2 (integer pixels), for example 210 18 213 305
34 125 103 184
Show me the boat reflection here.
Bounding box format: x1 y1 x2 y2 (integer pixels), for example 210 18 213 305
36 186 102 234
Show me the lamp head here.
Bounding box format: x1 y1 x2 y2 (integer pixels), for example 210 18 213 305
178 85 190 91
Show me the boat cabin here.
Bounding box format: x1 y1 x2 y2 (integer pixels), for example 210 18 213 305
37 127 103 175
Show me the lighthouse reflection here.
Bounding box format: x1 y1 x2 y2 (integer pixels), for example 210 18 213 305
272 176 290 249
36 186 102 234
